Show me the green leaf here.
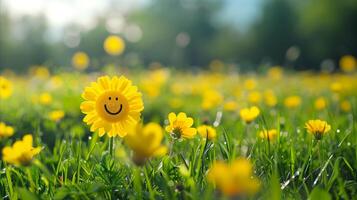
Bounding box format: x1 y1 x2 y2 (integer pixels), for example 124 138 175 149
16 188 40 200
267 173 281 200
309 187 331 200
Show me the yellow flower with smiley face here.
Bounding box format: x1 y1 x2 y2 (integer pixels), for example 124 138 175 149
80 76 144 137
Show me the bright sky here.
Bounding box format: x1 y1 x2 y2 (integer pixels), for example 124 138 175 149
2 0 149 28
2 0 262 32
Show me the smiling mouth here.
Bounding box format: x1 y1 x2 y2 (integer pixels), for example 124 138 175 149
104 104 123 115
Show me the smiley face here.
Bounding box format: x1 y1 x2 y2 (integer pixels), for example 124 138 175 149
96 91 129 122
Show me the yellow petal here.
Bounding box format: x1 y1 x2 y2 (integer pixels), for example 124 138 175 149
168 112 176 123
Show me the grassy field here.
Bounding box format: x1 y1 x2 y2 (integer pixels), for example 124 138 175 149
0 65 356 199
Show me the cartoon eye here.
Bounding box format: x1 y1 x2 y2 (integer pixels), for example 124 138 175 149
116 97 118 101
109 97 112 100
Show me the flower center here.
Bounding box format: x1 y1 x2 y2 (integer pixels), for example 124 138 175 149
96 91 129 122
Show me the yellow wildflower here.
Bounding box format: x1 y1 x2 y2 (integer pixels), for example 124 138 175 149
267 66 283 80
340 100 351 112
2 134 42 166
197 125 217 140
207 158 260 197
165 112 196 139
223 100 238 111
125 122 167 165
39 92 53 105
0 122 14 138
239 106 260 123
314 97 327 110
0 76 13 99
30 66 50 79
259 129 278 141
201 90 223 110
72 51 90 70
305 119 331 140
330 82 343 93
284 95 301 108
263 90 277 107
339 55 356 72
244 79 256 90
104 35 125 56
248 91 262 104
48 110 65 122
49 75 63 89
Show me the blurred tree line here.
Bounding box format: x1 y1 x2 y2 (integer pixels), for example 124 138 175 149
0 0 357 72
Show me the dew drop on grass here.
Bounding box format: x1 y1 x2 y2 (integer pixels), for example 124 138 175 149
296 128 300 133
337 129 340 133
88 136 92 140
347 142 351 146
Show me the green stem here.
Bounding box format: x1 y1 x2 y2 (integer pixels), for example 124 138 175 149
144 166 155 200
109 137 114 158
133 167 143 199
26 167 36 192
5 165 14 199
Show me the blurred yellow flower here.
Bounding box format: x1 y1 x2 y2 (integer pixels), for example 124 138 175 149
267 66 283 80
259 129 278 141
0 76 13 99
263 90 277 107
140 80 161 98
140 79 161 98
314 97 327 110
30 66 50 79
330 82 343 93
284 95 301 108
148 68 169 85
165 112 196 139
305 119 331 140
125 122 167 165
49 75 63 89
48 110 65 122
244 78 257 90
72 51 90 70
104 35 125 56
80 76 144 137
248 91 262 104
201 90 223 110
2 134 42 166
39 92 53 105
340 100 351 112
339 55 356 72
197 125 217 140
0 122 14 138
140 68 169 99
240 106 260 123
207 158 260 197
223 100 238 111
